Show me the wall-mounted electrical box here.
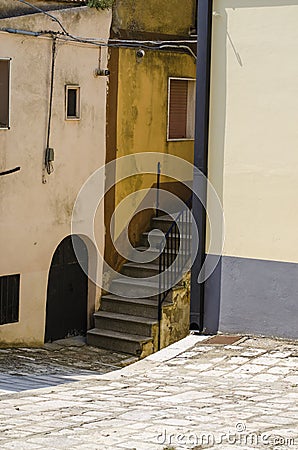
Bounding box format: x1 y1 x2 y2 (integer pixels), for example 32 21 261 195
45 147 54 163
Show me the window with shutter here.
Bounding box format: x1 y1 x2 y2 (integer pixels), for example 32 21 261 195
169 80 188 139
167 78 196 141
0 59 11 129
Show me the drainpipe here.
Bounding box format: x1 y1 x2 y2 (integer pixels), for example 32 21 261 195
190 0 213 331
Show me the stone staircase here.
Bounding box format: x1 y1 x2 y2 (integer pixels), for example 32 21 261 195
87 214 191 358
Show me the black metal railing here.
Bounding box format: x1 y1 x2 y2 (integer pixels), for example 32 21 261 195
157 197 192 349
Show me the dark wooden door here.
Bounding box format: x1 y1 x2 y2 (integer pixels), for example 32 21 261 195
45 235 88 342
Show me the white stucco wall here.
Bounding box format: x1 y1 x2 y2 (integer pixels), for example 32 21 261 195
0 7 111 344
208 1 298 263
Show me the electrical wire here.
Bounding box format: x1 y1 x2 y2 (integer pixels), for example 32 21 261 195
45 37 56 175
108 41 197 59
17 0 69 34
56 31 197 58
159 45 197 60
108 39 197 45
7 0 197 59
0 26 197 59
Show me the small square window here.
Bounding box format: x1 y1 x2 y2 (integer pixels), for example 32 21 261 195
0 59 11 129
167 78 196 141
0 274 20 325
65 85 80 120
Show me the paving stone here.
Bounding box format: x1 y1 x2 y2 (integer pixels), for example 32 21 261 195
234 364 267 374
0 336 296 449
278 358 298 367
255 415 297 425
228 357 250 364
115 441 160 449
284 375 298 384
267 351 293 358
222 372 253 380
191 346 213 352
252 357 282 366
251 374 281 382
199 369 229 378
2 442 42 449
239 349 265 357
72 445 102 450
184 362 214 370
267 366 293 374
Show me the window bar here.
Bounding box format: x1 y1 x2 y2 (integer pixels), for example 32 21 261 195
182 210 185 278
178 218 181 283
167 234 170 290
0 278 3 324
189 207 191 259
5 277 9 324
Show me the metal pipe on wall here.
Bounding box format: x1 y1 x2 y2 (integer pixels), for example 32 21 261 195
190 0 213 331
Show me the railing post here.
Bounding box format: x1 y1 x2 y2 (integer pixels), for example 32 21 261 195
158 241 163 350
156 161 161 217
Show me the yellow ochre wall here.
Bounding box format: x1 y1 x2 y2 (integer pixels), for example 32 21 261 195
208 0 298 263
114 48 196 239
109 0 197 241
112 0 196 35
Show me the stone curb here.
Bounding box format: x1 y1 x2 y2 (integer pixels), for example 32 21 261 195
97 334 211 380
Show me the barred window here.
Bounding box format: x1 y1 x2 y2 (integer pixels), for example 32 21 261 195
0 274 20 325
66 85 80 120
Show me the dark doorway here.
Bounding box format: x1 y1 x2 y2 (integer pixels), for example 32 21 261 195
45 235 88 342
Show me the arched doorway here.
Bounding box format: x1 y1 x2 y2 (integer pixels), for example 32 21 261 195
45 235 88 342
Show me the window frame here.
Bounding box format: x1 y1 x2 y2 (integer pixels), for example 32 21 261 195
0 273 20 325
167 77 196 142
0 57 12 130
65 85 81 121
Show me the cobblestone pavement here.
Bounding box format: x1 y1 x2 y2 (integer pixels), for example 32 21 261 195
0 337 136 393
0 334 297 450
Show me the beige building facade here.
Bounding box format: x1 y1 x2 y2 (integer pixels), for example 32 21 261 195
0 4 111 345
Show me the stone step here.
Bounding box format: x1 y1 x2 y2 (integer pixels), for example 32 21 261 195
109 277 176 301
100 294 159 319
121 261 189 281
94 311 157 337
110 277 160 298
86 328 153 356
133 246 189 266
121 262 160 278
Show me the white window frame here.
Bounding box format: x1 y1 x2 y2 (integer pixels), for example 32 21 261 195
167 77 196 142
0 57 12 130
65 85 80 120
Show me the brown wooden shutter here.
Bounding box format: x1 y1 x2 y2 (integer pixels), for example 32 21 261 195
168 80 188 139
0 60 9 128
